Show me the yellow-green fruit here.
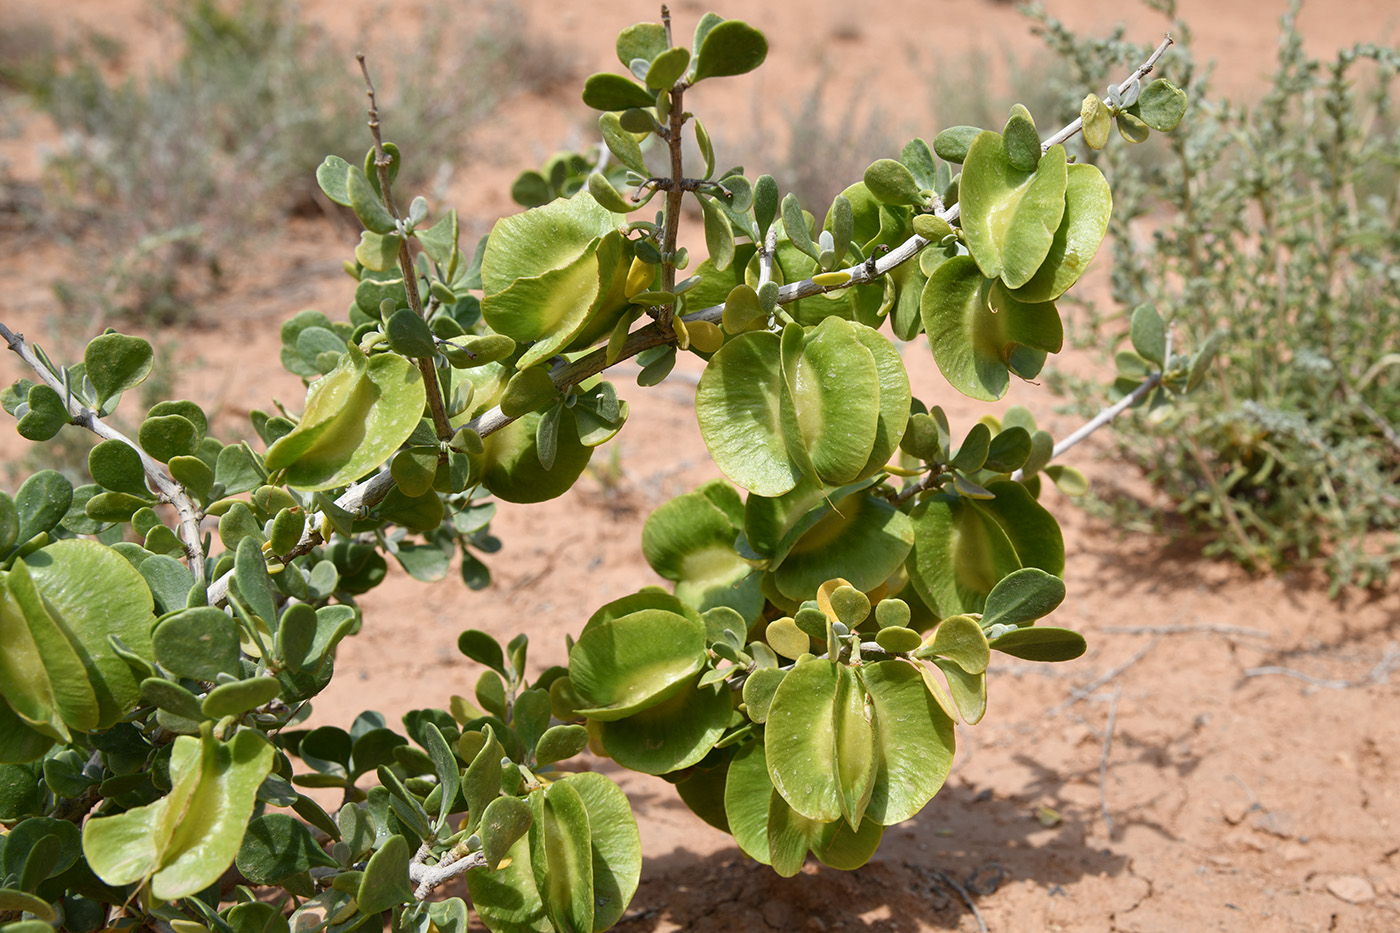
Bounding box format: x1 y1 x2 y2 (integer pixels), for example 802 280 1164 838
625 256 655 299
481 407 593 504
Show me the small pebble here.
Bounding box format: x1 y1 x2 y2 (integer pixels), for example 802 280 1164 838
1326 875 1375 905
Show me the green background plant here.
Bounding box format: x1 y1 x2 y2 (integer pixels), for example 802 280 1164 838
1040 2 1400 594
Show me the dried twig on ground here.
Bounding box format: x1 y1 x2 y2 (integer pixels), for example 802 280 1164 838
1099 686 1123 838
1049 638 1160 716
1245 642 1400 690
1101 623 1271 639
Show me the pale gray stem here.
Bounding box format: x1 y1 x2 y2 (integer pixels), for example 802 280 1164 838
1010 325 1174 482
757 226 777 290
409 848 487 899
0 321 206 577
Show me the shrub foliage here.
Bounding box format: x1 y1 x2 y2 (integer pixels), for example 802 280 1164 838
0 9 1194 933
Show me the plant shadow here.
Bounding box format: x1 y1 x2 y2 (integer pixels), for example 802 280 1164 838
605 778 1127 931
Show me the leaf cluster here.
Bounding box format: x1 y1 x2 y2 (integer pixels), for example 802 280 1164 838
0 9 1189 933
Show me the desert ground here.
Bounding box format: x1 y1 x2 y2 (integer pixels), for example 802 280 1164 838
2 1 1400 930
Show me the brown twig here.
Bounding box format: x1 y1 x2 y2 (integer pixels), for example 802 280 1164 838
357 54 454 446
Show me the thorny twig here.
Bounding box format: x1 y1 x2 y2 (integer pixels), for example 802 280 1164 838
1009 325 1174 483
927 870 990 933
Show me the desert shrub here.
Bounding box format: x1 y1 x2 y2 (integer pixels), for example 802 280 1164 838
10 0 569 327
1046 2 1400 594
0 9 1195 933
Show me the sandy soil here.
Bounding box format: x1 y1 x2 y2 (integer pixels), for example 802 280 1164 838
2 2 1400 931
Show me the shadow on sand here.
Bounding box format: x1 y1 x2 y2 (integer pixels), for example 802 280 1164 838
608 779 1127 931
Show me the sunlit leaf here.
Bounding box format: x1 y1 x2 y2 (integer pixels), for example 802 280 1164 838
1136 79 1187 131
1008 163 1112 303
861 660 955 823
960 133 1068 288
82 730 274 900
598 675 731 775
981 567 1065 629
568 609 706 720
922 257 1063 401
696 331 802 497
264 344 425 492
908 481 1063 617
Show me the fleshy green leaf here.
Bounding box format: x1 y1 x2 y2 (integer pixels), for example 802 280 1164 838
479 796 532 871
532 781 594 933
534 725 589 767
926 615 990 674
357 833 413 914
778 317 882 487
616 22 667 68
235 813 338 884
202 677 280 718
988 625 1086 661
764 658 843 822
599 112 648 176
152 608 240 682
385 308 436 359
645 46 689 89
1116 111 1151 143
960 134 1069 288
861 660 955 824
697 193 735 272
16 384 68 441
922 256 1063 401
568 610 706 720
907 480 1064 618
1002 103 1041 172
263 344 425 492
82 730 274 900
347 166 397 235
696 331 802 497
692 19 768 81
597 675 732 774
1008 162 1112 304
863 159 923 206
1136 79 1187 131
582 73 656 110
85 333 153 407
315 156 353 206
932 125 982 164
1130 303 1167 366
641 482 763 622
1081 94 1111 150
10 539 156 732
